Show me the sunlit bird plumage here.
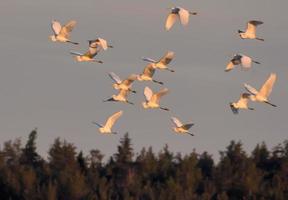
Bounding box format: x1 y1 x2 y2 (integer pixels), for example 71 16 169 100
244 73 277 107
142 86 169 111
230 93 254 114
142 51 175 72
103 89 134 105
136 64 163 85
92 110 123 134
165 7 197 31
108 72 137 93
50 20 78 45
171 117 194 136
225 54 260 72
238 20 264 41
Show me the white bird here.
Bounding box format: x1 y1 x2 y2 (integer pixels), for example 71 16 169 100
103 89 134 105
225 54 260 72
70 40 103 63
238 20 264 41
230 93 254 114
165 7 197 31
142 51 175 72
171 117 194 136
244 73 277 107
136 64 164 85
108 72 137 93
88 38 113 52
50 20 78 44
92 110 123 134
142 86 169 111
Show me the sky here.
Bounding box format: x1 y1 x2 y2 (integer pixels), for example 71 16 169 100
0 0 287 161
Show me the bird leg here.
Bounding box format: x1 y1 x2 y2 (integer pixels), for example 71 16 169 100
256 38 264 41
67 40 79 45
265 101 277 107
187 132 195 136
152 79 164 85
189 11 197 15
252 60 261 64
160 107 169 111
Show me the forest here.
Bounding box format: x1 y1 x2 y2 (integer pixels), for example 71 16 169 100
0 129 287 200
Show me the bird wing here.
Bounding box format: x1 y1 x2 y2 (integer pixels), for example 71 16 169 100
122 74 137 86
165 13 178 31
143 63 155 78
171 117 183 127
151 88 169 104
144 86 153 101
244 83 259 95
225 61 235 72
178 7 190 26
259 73 277 98
240 55 252 69
104 110 123 130
51 20 62 35
59 20 77 38
108 72 122 84
97 38 108 50
182 123 194 130
158 51 174 65
246 20 262 35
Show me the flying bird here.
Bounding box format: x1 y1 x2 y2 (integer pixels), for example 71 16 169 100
88 38 113 52
171 117 194 136
50 20 78 44
142 51 175 72
108 72 137 93
165 7 197 31
103 89 134 105
230 93 254 114
70 40 103 63
244 73 277 107
238 20 264 41
136 64 164 85
225 54 260 72
92 110 123 134
142 86 169 111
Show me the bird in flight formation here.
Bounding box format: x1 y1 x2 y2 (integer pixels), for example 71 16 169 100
136 63 164 85
244 73 277 107
165 7 197 31
171 117 194 136
108 72 137 93
92 111 123 134
103 89 134 105
230 93 254 114
142 86 169 111
238 20 264 41
226 54 260 72
142 51 175 72
50 20 78 45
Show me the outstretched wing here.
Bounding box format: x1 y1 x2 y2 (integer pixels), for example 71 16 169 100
122 74 137 86
182 123 194 130
244 83 259 95
104 110 123 130
246 20 263 35
259 73 277 98
143 63 156 78
97 38 108 50
144 86 153 101
165 13 178 31
171 117 183 127
158 51 174 65
51 20 62 35
108 72 122 84
59 20 77 38
151 88 169 104
178 7 190 26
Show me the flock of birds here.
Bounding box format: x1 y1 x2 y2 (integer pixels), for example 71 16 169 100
49 6 277 136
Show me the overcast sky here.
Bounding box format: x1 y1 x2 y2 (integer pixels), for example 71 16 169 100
0 0 287 161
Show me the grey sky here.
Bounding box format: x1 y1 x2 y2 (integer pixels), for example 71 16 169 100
0 0 287 161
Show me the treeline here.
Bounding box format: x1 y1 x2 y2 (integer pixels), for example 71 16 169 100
0 129 287 200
